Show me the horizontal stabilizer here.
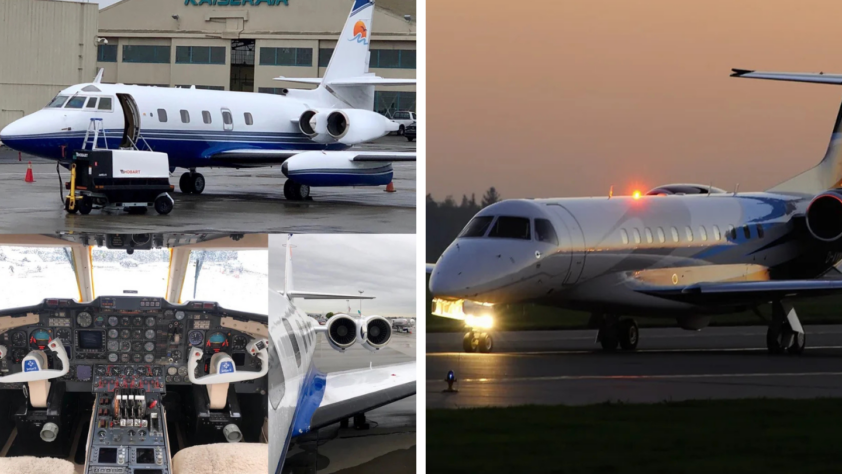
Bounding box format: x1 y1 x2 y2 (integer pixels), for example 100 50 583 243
731 69 842 85
287 291 375 300
274 75 416 87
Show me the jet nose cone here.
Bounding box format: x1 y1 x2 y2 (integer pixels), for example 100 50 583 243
429 243 479 298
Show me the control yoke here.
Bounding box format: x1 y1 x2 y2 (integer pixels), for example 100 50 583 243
0 338 70 383
187 338 269 385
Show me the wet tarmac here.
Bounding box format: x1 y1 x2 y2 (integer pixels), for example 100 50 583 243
427 325 842 408
0 136 416 234
285 331 416 474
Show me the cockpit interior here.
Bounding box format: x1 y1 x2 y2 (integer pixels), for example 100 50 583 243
0 233 269 474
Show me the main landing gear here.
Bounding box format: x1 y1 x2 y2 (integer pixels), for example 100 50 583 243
766 300 806 355
179 169 205 194
595 314 639 351
462 330 493 353
283 179 310 201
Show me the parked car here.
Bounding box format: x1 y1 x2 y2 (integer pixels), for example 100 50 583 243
405 121 416 142
390 111 417 135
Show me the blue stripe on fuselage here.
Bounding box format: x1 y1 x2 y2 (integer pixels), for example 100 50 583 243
276 361 326 473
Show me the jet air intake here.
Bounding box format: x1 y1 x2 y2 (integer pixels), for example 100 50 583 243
357 316 392 351
326 109 398 145
326 314 358 351
806 191 842 242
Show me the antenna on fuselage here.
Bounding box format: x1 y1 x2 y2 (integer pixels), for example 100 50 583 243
733 183 740 195
608 185 614 200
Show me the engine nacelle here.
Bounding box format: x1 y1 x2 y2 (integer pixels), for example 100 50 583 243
326 109 398 145
281 151 394 187
298 109 337 144
806 191 842 242
357 315 392 351
325 314 359 352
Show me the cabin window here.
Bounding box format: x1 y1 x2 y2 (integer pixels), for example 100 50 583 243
47 95 69 108
267 342 285 410
459 216 493 238
645 228 653 243
699 226 708 241
222 111 233 125
743 225 751 239
98 98 113 111
534 219 558 245
685 226 694 242
713 225 721 241
202 111 212 124
85 97 98 109
180 110 190 124
294 319 309 352
620 229 629 245
670 227 679 242
632 228 641 244
728 225 737 240
157 109 168 123
282 319 301 367
244 113 254 126
65 97 86 109
488 216 531 240
657 227 666 243
756 224 765 238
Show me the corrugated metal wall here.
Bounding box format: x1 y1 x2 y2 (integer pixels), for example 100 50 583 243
0 0 98 132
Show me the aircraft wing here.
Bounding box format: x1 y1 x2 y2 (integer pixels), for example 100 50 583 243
209 150 415 166
288 291 374 300
305 361 416 434
637 279 842 304
731 69 842 85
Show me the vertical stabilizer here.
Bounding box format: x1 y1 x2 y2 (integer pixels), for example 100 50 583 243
285 234 294 297
320 0 376 109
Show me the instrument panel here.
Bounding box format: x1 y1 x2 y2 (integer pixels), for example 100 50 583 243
0 297 268 392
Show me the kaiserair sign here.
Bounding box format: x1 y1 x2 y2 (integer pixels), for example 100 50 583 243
184 0 289 5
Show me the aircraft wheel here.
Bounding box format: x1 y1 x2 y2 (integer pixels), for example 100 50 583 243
398 125 405 136
478 333 493 353
283 179 294 200
766 323 786 354
191 173 205 195
462 332 478 353
64 198 78 214
78 197 93 215
618 319 639 350
179 172 194 194
286 181 310 201
154 196 173 215
788 330 806 355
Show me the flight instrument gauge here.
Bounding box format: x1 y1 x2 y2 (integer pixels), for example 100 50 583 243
120 341 131 352
11 349 26 363
107 353 118 363
94 315 105 327
121 317 131 327
175 311 185 321
144 342 155 352
11 331 26 347
232 335 248 351
164 310 174 319
30 329 52 350
76 312 93 328
187 330 204 347
108 329 118 339
55 328 71 342
95 366 107 376
144 354 154 363
145 329 156 340
133 317 143 327
206 332 228 353
132 354 142 363
146 317 156 327
152 366 163 376
108 316 119 327
107 340 119 352
120 329 131 339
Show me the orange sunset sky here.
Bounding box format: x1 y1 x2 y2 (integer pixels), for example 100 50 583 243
427 0 842 200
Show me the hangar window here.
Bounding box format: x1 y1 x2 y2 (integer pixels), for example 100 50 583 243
97 44 118 63
458 216 493 238
756 224 765 238
244 113 254 126
157 109 168 123
488 217 531 240
176 46 226 65
370 49 416 69
620 229 629 245
65 97 86 109
670 227 679 243
180 110 190 124
644 228 653 244
202 111 212 124
699 226 708 241
318 48 333 68
743 225 751 239
85 97 98 109
282 319 301 367
632 228 641 244
713 225 721 241
375 91 416 116
122 45 170 64
685 226 693 242
259 47 313 67
98 98 113 111
534 219 558 245
47 95 69 108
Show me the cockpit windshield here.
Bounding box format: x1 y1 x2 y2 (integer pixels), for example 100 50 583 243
0 247 79 308
46 95 69 108
458 216 494 238
64 96 86 109
459 216 558 243
488 216 531 240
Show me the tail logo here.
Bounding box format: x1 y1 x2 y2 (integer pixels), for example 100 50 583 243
350 20 369 45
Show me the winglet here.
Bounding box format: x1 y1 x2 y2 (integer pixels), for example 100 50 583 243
93 68 104 84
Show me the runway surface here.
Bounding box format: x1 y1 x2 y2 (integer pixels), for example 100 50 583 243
285 331 416 474
0 136 415 234
427 325 842 408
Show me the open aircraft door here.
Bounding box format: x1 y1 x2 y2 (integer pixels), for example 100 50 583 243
547 204 586 285
116 93 140 148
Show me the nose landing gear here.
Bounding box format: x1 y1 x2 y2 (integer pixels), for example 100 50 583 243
463 330 493 353
595 314 639 351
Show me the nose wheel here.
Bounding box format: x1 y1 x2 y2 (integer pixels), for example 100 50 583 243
596 315 639 351
462 331 493 353
283 179 310 201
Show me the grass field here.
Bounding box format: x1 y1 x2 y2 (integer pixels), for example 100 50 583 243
428 399 842 473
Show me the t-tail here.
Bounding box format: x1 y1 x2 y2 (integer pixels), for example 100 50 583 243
732 69 842 194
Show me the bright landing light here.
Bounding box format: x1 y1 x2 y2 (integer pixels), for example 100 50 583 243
633 190 642 200
465 314 494 329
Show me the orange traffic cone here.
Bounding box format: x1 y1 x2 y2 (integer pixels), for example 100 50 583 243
24 162 34 183
384 181 396 193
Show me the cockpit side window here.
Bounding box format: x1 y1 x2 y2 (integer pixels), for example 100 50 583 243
488 216 531 240
458 216 494 238
98 97 113 111
85 97 98 109
65 97 86 109
535 218 558 245
47 95 69 108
